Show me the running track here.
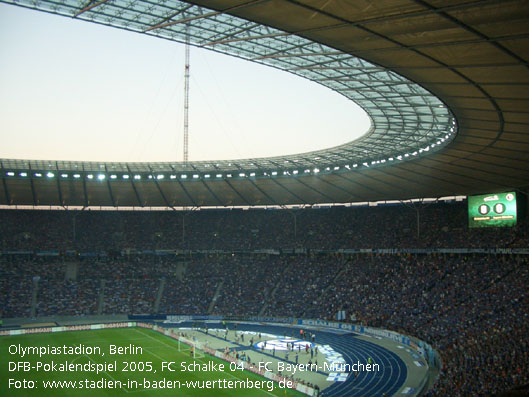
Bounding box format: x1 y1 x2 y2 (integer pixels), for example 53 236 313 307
171 322 407 396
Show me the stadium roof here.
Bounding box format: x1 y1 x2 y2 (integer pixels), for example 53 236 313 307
1 0 528 207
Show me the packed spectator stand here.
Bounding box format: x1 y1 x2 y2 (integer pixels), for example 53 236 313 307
1 200 528 396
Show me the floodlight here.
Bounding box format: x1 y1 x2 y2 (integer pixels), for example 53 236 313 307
110 175 117 179
61 173 68 178
73 174 81 179
87 174 94 179
20 172 27 177
98 174 105 180
7 172 14 176
46 172 54 178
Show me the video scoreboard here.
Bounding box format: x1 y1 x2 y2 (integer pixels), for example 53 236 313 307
468 192 517 228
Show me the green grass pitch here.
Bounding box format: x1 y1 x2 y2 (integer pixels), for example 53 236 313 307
0 327 306 396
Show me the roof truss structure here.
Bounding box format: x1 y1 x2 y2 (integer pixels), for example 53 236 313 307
1 0 528 207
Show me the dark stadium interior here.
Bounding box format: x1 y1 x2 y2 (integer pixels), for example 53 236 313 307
1 0 529 396
1 202 528 395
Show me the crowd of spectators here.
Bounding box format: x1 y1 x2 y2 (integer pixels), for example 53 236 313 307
211 256 284 316
0 201 528 396
1 201 528 252
35 279 98 316
263 255 344 318
311 254 529 396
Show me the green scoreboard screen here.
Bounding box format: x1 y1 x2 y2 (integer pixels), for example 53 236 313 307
468 192 517 228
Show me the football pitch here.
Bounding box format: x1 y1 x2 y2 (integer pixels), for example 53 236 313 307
0 327 306 396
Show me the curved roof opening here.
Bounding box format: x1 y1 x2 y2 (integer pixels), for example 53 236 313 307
0 4 371 163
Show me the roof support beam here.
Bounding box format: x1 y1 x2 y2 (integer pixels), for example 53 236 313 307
204 30 289 47
255 50 344 60
56 162 64 206
290 177 335 203
144 4 193 33
270 178 308 204
313 175 363 202
2 175 10 204
106 176 116 207
74 0 109 18
223 179 251 206
146 0 267 33
146 10 221 32
201 180 224 206
127 165 143 207
333 172 387 198
153 179 171 207
149 166 172 207
176 179 197 207
82 173 89 207
248 179 278 206
28 164 37 206
169 165 197 206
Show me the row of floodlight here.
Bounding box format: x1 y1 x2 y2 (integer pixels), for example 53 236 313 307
3 126 455 182
1 166 370 180
3 170 324 180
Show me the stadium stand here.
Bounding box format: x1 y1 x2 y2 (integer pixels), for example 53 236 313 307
1 202 528 251
1 202 528 396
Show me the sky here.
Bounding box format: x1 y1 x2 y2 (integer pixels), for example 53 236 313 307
0 4 371 163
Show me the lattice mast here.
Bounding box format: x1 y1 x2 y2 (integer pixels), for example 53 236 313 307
183 27 190 164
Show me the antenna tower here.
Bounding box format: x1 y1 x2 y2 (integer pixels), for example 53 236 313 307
183 26 190 164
